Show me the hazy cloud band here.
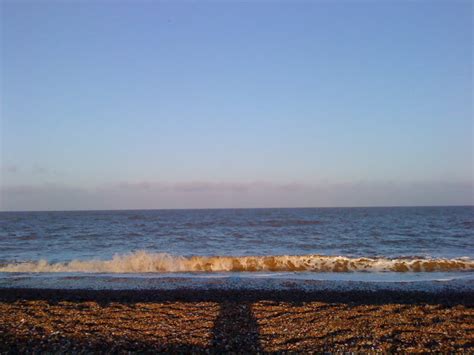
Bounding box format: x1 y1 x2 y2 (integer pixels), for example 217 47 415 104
1 180 472 211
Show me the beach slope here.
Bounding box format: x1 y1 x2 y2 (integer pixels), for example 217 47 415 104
1 286 473 352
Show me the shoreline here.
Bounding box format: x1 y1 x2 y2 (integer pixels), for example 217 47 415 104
1 286 473 305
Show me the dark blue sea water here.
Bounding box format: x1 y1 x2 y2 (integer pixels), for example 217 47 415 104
0 207 472 277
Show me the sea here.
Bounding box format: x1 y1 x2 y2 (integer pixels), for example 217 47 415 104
0 206 473 289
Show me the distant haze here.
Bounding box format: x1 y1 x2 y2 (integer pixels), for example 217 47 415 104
1 1 473 211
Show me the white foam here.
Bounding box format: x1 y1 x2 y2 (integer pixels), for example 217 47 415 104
0 251 472 273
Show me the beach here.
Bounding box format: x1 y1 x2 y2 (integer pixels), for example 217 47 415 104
1 287 473 352
2 0 473 350
1 208 472 352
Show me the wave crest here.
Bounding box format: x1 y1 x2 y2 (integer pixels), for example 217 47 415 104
0 251 473 273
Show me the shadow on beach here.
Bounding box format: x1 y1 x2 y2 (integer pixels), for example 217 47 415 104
0 287 472 352
211 301 262 352
0 287 472 306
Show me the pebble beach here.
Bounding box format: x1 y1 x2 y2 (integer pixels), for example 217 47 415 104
1 287 472 353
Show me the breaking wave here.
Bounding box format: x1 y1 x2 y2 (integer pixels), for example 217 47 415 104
0 251 473 273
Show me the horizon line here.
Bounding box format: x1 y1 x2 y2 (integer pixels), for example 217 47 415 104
1 204 472 213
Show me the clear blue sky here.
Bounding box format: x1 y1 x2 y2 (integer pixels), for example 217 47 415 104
1 0 472 210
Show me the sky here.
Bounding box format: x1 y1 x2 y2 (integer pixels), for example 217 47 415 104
1 0 473 211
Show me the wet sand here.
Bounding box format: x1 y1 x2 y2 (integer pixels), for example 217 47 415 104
0 288 473 352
